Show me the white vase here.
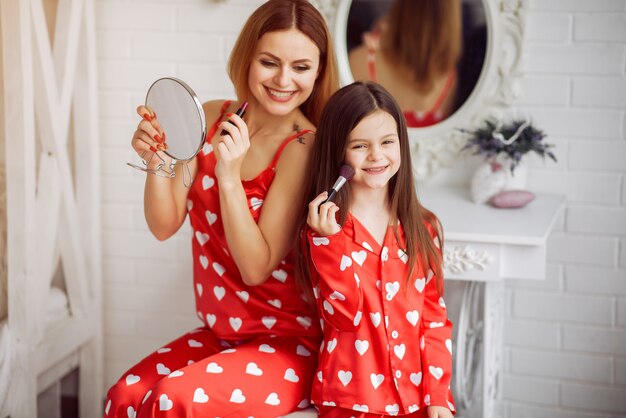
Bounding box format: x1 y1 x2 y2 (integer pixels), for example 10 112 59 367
470 161 507 204
498 158 528 190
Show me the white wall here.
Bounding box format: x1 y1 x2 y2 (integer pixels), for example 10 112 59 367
96 0 626 416
503 1 626 417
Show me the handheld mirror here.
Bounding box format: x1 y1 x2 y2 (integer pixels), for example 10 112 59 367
127 77 207 187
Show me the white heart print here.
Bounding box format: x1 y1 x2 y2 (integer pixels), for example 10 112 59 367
429 365 444 380
272 269 288 283
394 344 406 360
351 250 367 266
355 339 369 356
296 345 311 356
414 277 426 293
245 362 263 376
326 338 337 353
259 344 275 353
205 210 218 225
410 372 422 386
236 291 249 303
212 262 225 276
385 282 400 300
199 256 209 270
370 373 384 389
340 255 352 271
262 316 277 329
229 317 242 332
296 316 312 329
265 392 280 406
312 236 330 246
205 362 223 373
329 291 345 301
202 175 215 190
159 394 173 411
206 314 216 327
125 374 140 386
338 370 352 386
156 363 170 375
213 286 226 301
284 368 300 382
406 310 419 326
229 389 246 404
323 300 334 315
193 388 209 403
188 339 202 348
250 197 263 210
127 406 136 418
369 312 381 328
385 404 399 416
195 231 209 246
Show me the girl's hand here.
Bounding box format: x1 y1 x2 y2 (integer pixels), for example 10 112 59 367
214 112 250 184
131 105 170 169
426 406 453 418
307 192 340 237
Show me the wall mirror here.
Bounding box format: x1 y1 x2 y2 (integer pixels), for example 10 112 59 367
311 0 525 180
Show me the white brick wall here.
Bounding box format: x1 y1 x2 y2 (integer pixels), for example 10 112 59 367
503 1 626 417
95 0 626 416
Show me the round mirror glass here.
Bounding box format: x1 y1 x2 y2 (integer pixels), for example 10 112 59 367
343 0 487 129
145 77 207 161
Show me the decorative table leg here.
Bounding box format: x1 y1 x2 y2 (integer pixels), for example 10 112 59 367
482 280 505 418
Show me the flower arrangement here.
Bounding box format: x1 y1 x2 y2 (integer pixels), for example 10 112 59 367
462 119 557 173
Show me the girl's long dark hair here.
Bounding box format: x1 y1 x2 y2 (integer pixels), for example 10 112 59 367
296 81 444 296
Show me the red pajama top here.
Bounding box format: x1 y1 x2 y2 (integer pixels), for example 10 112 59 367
186 101 320 341
308 214 455 415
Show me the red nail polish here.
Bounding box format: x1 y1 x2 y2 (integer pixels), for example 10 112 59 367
149 145 158 152
154 134 162 143
143 113 153 121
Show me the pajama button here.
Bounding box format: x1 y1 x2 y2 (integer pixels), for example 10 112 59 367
395 370 401 378
391 330 399 339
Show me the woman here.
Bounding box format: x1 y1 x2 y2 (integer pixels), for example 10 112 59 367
105 1 338 416
348 0 462 128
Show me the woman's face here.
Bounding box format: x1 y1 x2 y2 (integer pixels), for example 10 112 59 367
248 28 321 116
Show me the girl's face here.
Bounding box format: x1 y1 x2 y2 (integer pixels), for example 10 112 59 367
248 28 321 116
344 110 401 192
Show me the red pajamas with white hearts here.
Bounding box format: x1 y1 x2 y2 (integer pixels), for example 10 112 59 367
308 214 456 417
105 101 322 418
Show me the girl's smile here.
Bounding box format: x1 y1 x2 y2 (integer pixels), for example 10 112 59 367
344 110 401 191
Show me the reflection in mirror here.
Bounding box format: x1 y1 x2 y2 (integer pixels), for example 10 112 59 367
127 77 206 186
346 0 486 128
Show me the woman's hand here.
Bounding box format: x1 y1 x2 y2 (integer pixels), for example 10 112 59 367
214 112 250 185
426 406 454 418
307 192 341 237
131 105 170 170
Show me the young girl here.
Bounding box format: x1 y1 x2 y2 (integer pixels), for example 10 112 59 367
301 82 455 417
105 1 338 416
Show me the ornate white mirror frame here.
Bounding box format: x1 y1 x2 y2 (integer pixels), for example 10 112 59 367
311 0 526 181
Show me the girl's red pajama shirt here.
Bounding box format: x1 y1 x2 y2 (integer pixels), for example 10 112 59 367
307 214 456 417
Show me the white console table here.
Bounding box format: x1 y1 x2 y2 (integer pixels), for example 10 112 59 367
420 186 565 418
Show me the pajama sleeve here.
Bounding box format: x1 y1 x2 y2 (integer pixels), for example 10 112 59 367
308 229 363 332
419 266 455 411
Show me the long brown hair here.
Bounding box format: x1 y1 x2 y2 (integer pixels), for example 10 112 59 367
227 0 339 125
380 0 461 92
297 81 444 295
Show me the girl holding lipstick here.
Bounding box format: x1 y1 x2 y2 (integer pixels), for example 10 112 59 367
105 1 338 417
300 82 455 417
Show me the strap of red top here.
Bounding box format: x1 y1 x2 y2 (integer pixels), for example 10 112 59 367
205 100 232 140
269 129 314 169
430 70 457 113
